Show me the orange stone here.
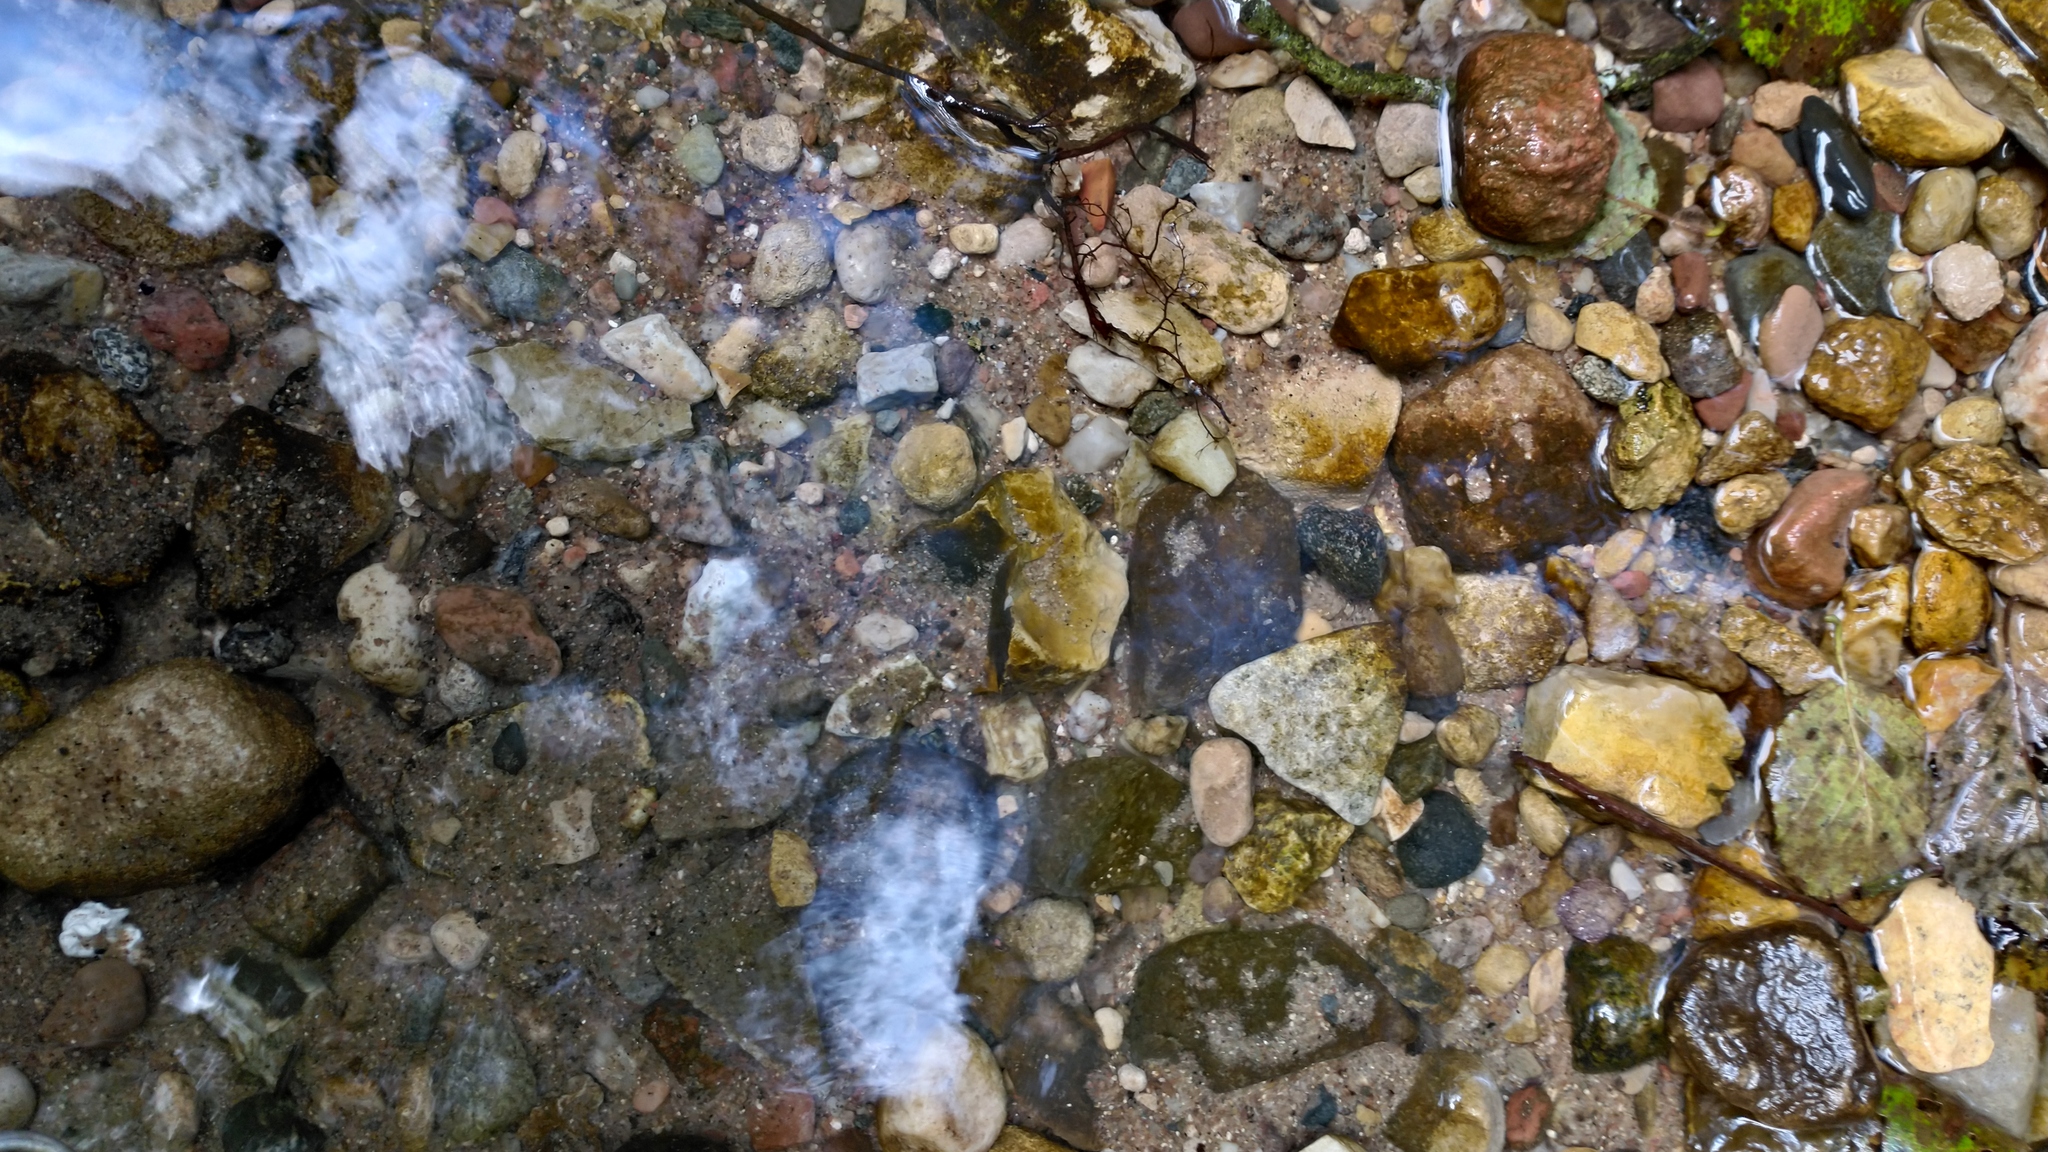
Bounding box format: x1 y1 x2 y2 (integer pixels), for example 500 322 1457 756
1692 843 1802 939
1909 655 2001 733
1080 157 1116 232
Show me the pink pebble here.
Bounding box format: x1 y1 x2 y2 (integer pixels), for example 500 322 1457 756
473 196 517 226
1610 570 1650 599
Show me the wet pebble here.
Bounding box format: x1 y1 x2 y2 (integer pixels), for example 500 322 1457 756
1190 737 1255 847
1331 260 1505 372
433 585 561 684
1566 936 1666 1072
834 222 898 305
1801 317 1930 433
1555 880 1628 942
1797 95 1876 218
1395 791 1484 888
1298 504 1386 601
1662 310 1740 398
1904 167 1976 254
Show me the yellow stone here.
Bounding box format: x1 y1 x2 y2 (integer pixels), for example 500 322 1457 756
1873 878 1995 1074
1411 208 1493 261
1908 656 2002 733
1771 179 1818 251
1843 50 2005 168
1910 546 1992 652
769 829 817 908
1330 260 1505 373
1692 843 1803 940
1522 665 1742 829
1829 565 1909 687
1222 794 1355 914
1573 302 1669 382
1233 361 1402 497
947 469 1130 688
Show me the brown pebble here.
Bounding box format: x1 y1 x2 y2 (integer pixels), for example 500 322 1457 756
1711 164 1773 249
1694 379 1751 431
41 958 147 1048
433 585 562 684
1505 1084 1553 1149
1670 250 1710 313
1490 800 1521 847
1745 468 1876 609
749 1089 817 1151
1872 161 1910 215
1730 125 1799 186
1171 0 1260 57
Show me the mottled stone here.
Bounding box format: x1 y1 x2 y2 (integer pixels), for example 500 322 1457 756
1454 34 1616 243
1909 446 2048 564
1442 574 1569 690
1330 261 1505 373
1385 1051 1504 1152
1364 927 1467 1024
190 409 394 613
1026 754 1193 898
1209 625 1405 825
1912 547 1992 652
0 661 318 896
1121 184 1292 335
1696 410 1795 485
0 352 180 588
1389 345 1622 569
1607 380 1703 509
1224 794 1355 913
470 342 695 460
1128 925 1408 1091
1809 210 1899 317
1567 936 1666 1072
1720 602 1832 693
1661 310 1741 399
1925 0 2048 168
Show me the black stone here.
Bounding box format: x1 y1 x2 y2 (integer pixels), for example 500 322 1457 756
223 949 308 1019
766 675 831 723
491 722 527 775
913 302 953 335
1298 504 1386 600
1394 791 1484 888
492 526 546 584
216 621 294 673
1595 230 1657 308
1062 474 1104 515
765 24 802 71
0 586 111 674
221 1093 325 1152
1303 1085 1339 1128
1127 474 1302 712
1797 96 1877 220
1810 210 1898 318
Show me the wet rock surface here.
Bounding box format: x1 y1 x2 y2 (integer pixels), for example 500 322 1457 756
1454 34 1616 243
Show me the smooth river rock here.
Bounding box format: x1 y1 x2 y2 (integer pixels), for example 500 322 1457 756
1453 34 1617 244
1330 260 1505 373
0 660 319 895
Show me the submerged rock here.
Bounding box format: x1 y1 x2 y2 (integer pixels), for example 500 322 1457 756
938 470 1129 688
1121 185 1291 335
437 1013 540 1144
1390 345 1622 570
1567 936 1666 1072
1668 922 1878 1127
1606 379 1703 510
1128 924 1410 1091
1385 1050 1505 1152
1209 625 1405 825
1443 574 1569 690
1908 445 2048 564
1233 363 1402 497
0 351 181 588
0 660 319 896
1223 794 1354 913
192 409 395 613
1025 754 1195 898
1127 474 1301 713
470 342 696 461
935 0 1196 150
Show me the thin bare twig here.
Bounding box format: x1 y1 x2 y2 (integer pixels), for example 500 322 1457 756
1512 752 1874 935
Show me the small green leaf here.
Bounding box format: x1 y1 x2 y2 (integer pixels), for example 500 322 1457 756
1877 1080 2030 1152
1767 677 1929 900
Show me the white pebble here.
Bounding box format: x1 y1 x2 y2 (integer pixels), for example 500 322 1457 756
1116 1064 1148 1092
1610 858 1645 900
0 1065 35 1131
853 613 917 653
1095 1006 1125 1050
1398 711 1435 743
431 911 492 972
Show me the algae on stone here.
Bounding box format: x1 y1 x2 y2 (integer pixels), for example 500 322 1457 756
1222 794 1355 914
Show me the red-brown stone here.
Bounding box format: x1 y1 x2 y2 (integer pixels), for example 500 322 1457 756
433 584 561 684
139 286 231 371
1454 34 1617 244
1745 468 1875 609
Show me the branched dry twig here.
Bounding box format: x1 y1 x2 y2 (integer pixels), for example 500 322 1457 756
1512 752 1875 934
